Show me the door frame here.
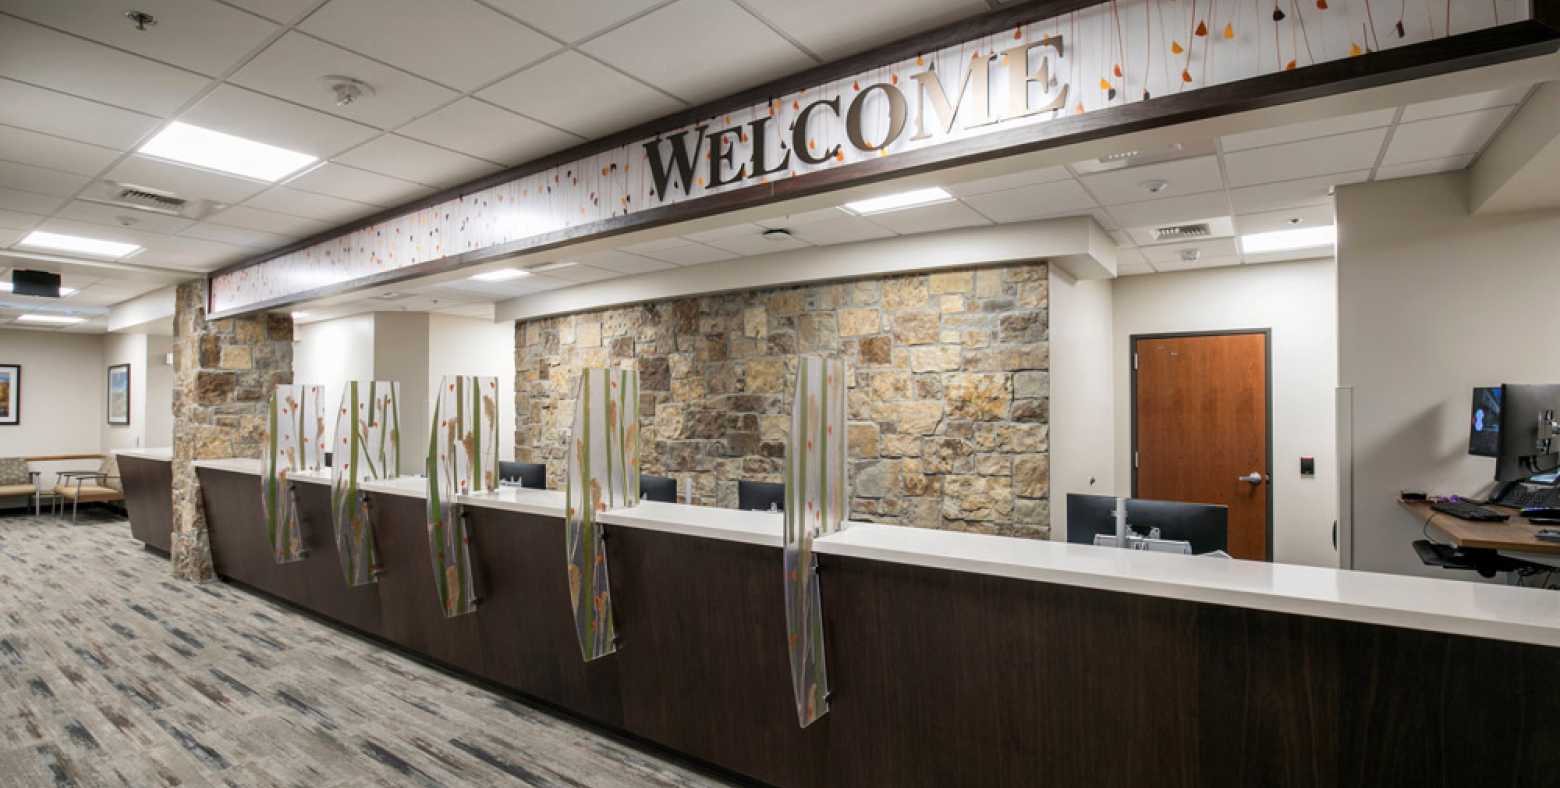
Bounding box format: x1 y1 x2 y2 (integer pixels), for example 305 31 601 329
1129 328 1275 562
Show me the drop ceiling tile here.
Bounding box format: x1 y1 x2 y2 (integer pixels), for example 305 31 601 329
0 208 45 231
962 179 1097 223
1141 237 1240 265
622 239 736 265
0 125 120 177
485 0 665 42
1223 128 1389 187
863 201 989 235
684 223 811 255
58 200 195 235
1105 190 1230 231
479 51 681 139
242 186 379 224
0 16 209 117
1078 156 1224 205
0 160 90 198
948 165 1074 197
534 264 617 285
284 163 435 206
756 207 852 228
1220 108 1398 152
180 221 292 250
581 0 814 103
1374 154 1476 182
1232 204 1334 236
1381 107 1511 166
209 205 332 237
741 0 986 60
181 85 380 160
783 216 896 246
32 217 161 249
136 234 252 270
335 135 501 187
398 99 580 166
302 0 561 91
575 249 676 274
1401 86 1531 123
0 228 22 247
0 187 64 215
4 0 279 77
1226 171 1369 215
0 79 159 151
108 155 269 205
231 32 460 130
223 0 320 24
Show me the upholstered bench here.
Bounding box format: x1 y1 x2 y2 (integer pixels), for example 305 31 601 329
0 457 40 514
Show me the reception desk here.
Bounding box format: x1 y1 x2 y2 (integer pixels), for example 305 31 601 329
155 460 1560 787
114 448 173 554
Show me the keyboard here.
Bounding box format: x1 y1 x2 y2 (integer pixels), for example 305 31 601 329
1431 500 1509 522
1494 484 1560 510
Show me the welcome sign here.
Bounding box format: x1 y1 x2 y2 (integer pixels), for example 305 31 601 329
209 0 1527 315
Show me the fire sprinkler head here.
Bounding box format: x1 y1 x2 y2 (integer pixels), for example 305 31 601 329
322 75 375 107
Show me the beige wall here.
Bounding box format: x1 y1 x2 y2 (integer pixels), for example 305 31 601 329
1110 260 1340 567
1 329 105 457
1046 268 1116 540
1337 172 1560 577
101 333 147 451
144 335 174 450
429 314 516 464
294 314 375 422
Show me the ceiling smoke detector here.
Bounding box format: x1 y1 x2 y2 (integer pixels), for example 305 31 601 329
1141 179 1170 195
322 75 374 107
1179 248 1202 263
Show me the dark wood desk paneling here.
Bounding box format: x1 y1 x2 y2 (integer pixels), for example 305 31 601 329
118 455 172 553
291 481 384 637
607 527 828 788
368 492 484 677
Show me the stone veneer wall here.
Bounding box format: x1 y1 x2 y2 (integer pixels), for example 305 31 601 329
170 281 293 581
515 263 1051 537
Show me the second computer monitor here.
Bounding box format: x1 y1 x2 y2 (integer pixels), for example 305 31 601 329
738 480 785 512
639 474 676 503
1065 493 1229 555
1495 384 1560 482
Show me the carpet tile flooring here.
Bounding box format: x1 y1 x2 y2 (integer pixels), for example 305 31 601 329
0 512 735 788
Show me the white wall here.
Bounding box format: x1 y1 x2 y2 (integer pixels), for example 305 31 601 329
101 333 148 451
429 314 516 464
144 335 173 449
1110 260 1340 567
374 313 430 475
1337 172 1560 577
294 314 375 425
1047 267 1116 540
0 329 105 456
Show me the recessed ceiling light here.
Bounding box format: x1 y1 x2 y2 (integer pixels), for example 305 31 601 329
19 230 141 258
841 187 953 215
138 121 317 182
529 261 576 273
1240 225 1336 254
0 282 77 296
470 268 530 282
290 311 310 319
16 314 85 325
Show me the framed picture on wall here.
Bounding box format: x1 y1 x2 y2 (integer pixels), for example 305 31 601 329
107 363 130 426
0 364 18 425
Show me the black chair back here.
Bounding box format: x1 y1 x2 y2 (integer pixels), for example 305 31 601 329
640 474 676 503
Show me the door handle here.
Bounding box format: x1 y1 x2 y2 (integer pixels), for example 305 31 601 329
1238 472 1265 485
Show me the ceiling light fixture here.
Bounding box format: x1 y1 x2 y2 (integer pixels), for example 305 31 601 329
761 228 793 241
470 268 531 282
1240 225 1337 254
16 314 85 325
18 230 141 258
138 121 317 182
841 187 953 215
530 261 577 273
0 282 77 296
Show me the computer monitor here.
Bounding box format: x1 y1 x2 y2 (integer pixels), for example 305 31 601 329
640 474 676 503
499 461 546 489
1495 384 1560 483
1065 493 1229 555
738 480 785 512
1468 387 1502 458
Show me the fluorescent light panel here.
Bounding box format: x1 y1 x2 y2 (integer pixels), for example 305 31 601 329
1240 225 1336 254
0 282 77 296
138 121 317 182
470 268 530 282
19 231 140 258
16 313 84 324
842 187 954 215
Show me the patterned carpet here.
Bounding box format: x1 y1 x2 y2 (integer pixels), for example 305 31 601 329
0 511 734 788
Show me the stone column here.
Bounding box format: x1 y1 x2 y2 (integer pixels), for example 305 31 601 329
170 280 292 581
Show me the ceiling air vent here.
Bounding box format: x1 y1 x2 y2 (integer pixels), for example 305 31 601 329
81 180 217 220
1152 223 1212 242
116 186 186 211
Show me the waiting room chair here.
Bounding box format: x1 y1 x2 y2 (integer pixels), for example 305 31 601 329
54 454 124 523
0 458 40 515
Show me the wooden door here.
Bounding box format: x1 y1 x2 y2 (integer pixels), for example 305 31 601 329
1133 332 1270 560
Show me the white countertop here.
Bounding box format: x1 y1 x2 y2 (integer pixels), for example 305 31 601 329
458 486 566 518
192 458 262 475
599 501 784 548
814 523 1560 649
113 447 172 461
